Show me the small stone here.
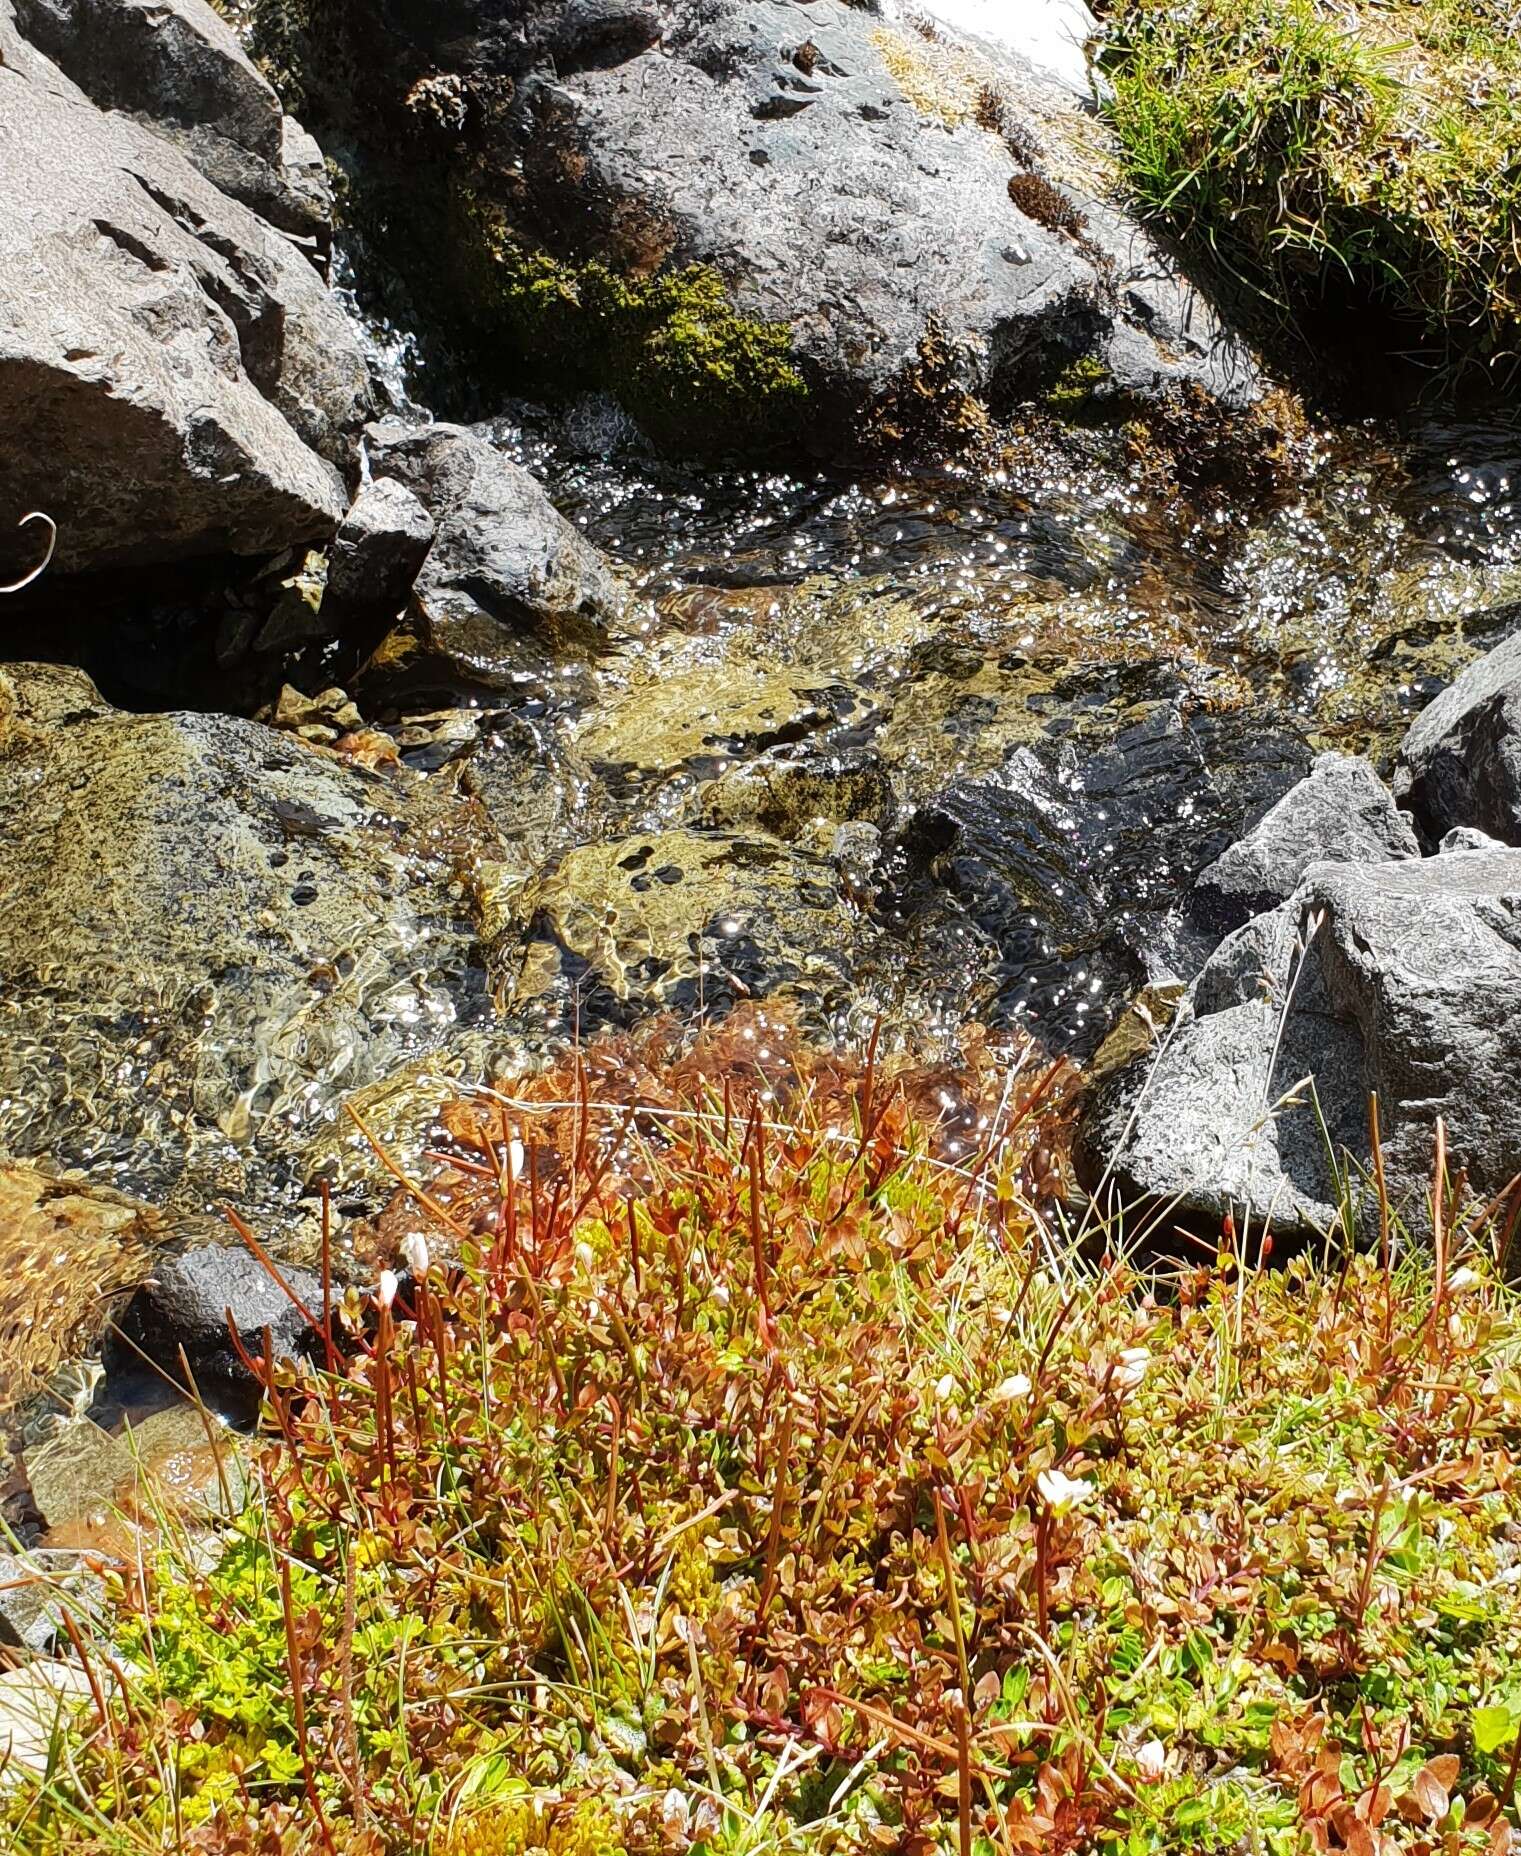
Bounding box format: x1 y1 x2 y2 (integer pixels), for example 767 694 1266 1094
1394 617 1521 844
0 1662 94 1784
0 1550 105 1655
325 477 435 616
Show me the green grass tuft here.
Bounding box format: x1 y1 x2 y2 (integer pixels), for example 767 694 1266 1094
1101 0 1521 382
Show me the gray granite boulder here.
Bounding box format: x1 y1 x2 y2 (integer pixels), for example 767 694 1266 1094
1393 617 1521 846
356 420 626 699
1081 848 1521 1241
12 0 332 243
1190 751 1419 934
0 0 370 578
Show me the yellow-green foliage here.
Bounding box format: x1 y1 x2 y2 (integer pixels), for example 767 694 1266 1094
460 196 807 447
1103 0 1521 372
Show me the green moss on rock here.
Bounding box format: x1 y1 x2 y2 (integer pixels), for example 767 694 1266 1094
459 195 808 449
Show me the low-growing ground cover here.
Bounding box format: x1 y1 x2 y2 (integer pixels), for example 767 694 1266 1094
8 1018 1521 1855
1100 0 1521 385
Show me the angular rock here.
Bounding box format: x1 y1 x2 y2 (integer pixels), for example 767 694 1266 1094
1393 619 1521 845
0 1550 103 1655
0 663 507 1214
0 1662 94 1781
1441 826 1510 853
111 1247 327 1396
12 0 332 241
356 420 625 697
276 0 1263 457
1081 848 1521 1241
0 2 370 577
1190 751 1420 935
325 475 435 616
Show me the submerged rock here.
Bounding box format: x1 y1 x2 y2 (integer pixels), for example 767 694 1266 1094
1081 849 1521 1242
1393 613 1521 845
0 663 507 1214
0 0 370 578
270 0 1261 455
1190 751 1419 935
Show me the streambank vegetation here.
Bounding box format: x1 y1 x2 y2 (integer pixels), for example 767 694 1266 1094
8 1022 1521 1855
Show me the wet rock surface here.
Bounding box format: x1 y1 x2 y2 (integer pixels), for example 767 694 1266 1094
0 0 370 579
110 1248 326 1399
355 420 628 702
1082 847 1521 1241
275 0 1260 453
1394 611 1521 845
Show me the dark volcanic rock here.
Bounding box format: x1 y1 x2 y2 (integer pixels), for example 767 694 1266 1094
111 1247 327 1395
0 0 370 578
12 0 333 242
276 0 1261 456
325 476 436 616
1393 616 1521 845
356 420 626 701
1080 849 1521 1242
1190 751 1419 935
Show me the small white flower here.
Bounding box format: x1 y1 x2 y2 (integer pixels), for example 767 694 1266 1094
992 1373 1033 1403
506 1136 525 1180
1448 1267 1479 1292
1113 1346 1151 1392
1037 1468 1093 1515
574 1239 597 1272
376 1269 399 1310
1135 1738 1167 1782
661 1788 690 1839
400 1232 430 1280
935 1372 957 1403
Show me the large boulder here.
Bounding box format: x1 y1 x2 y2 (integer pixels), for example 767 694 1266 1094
1080 848 1521 1241
1190 751 1420 935
1393 615 1521 845
355 420 627 701
12 0 332 243
269 0 1262 456
0 663 507 1214
0 1 371 577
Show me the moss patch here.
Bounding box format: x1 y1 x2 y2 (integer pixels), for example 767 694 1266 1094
457 196 808 450
1102 0 1521 385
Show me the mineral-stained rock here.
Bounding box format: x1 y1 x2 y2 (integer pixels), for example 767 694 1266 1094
1080 849 1521 1242
1393 615 1521 845
0 0 370 578
1190 751 1420 935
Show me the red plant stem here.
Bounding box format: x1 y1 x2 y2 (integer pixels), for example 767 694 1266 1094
627 1197 643 1295
748 1117 774 1351
1431 1118 1448 1338
57 1607 110 1738
756 1403 795 1629
605 1395 623 1540
1369 1093 1392 1345
375 1303 397 1498
279 1558 336 1855
1353 1474 1391 1649
319 1179 337 1374
1503 1722 1521 1805
428 1296 452 1428
955 1696 974 1856
225 1205 329 1340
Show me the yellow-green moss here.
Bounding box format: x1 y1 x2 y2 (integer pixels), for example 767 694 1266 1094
459 196 808 448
